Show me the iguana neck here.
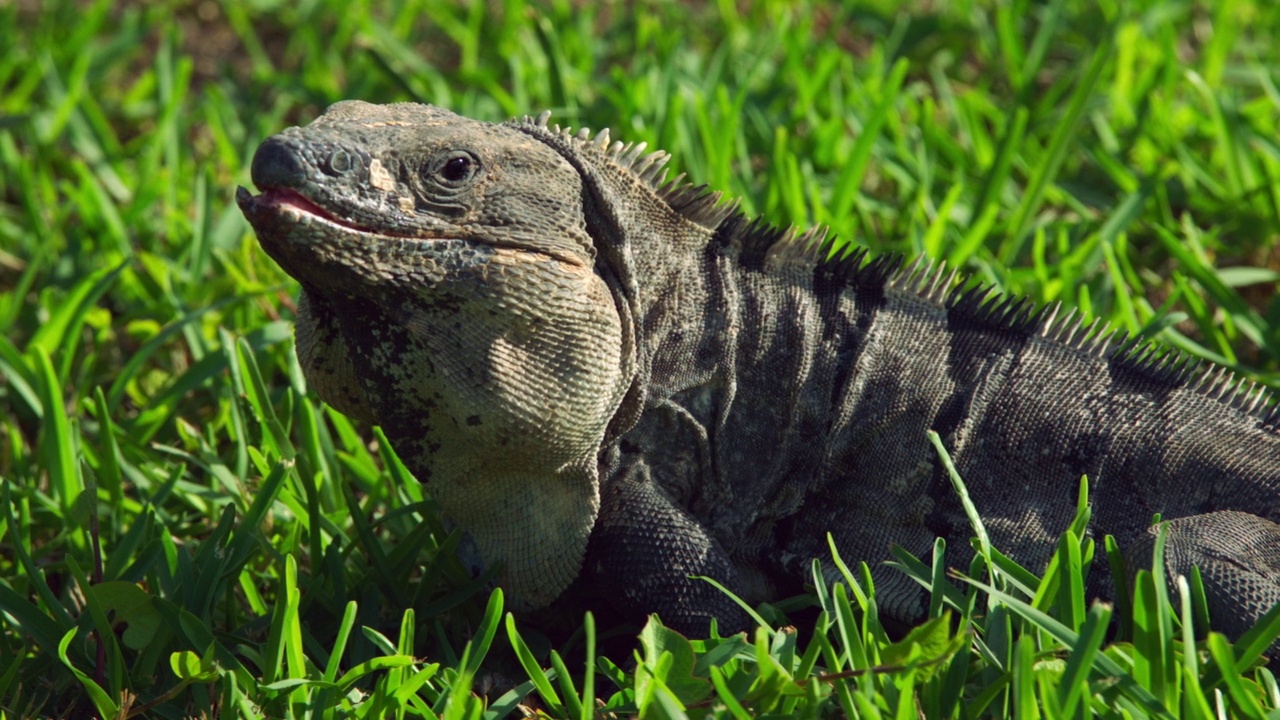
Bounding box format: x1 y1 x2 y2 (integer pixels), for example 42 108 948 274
308 269 624 609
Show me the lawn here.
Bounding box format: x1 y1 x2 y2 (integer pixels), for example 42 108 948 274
2 0 1280 717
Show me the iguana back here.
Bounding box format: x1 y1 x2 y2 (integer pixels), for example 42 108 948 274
238 101 1280 644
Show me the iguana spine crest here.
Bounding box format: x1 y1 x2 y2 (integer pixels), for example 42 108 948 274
521 112 1280 429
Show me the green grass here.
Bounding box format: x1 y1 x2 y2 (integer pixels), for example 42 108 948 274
3 0 1280 717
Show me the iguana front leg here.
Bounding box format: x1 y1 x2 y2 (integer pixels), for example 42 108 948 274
1129 511 1280 647
585 458 751 636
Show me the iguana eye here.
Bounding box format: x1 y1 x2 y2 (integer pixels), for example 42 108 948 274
431 152 480 185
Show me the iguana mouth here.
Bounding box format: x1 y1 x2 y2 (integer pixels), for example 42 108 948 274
238 183 586 272
237 185 589 271
236 185 389 237
254 187 340 221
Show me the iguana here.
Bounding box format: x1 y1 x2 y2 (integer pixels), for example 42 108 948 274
238 100 1280 645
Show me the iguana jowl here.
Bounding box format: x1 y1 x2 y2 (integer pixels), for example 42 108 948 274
238 100 1280 642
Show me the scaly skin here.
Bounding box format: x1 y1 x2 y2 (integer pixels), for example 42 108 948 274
240 101 1280 645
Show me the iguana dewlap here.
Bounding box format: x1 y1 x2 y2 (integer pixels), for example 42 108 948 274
239 100 1280 645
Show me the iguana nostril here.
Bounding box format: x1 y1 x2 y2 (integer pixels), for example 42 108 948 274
250 138 308 189
325 148 353 175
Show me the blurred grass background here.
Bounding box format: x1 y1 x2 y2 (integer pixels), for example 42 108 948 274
2 0 1279 716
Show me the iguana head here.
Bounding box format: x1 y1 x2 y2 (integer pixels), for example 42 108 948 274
237 101 637 608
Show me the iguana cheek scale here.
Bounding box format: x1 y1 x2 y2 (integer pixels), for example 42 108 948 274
239 100 1280 645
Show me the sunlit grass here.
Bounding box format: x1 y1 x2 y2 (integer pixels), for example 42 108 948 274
2 0 1278 716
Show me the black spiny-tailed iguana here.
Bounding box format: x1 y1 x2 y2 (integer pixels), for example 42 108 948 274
238 100 1280 644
